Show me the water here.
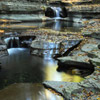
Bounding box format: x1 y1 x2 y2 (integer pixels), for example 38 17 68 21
0 46 84 99
0 47 84 86
44 20 82 31
4 37 20 48
0 44 94 100
0 19 82 32
0 83 64 100
51 7 61 19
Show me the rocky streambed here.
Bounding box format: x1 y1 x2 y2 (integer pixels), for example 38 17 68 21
0 39 8 58
43 19 100 100
28 28 83 57
0 1 100 99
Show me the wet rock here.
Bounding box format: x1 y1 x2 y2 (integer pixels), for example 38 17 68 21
45 7 55 18
90 58 100 66
98 44 100 49
58 57 94 70
60 7 68 18
30 36 82 57
30 40 60 56
0 40 8 57
57 38 100 70
30 40 59 50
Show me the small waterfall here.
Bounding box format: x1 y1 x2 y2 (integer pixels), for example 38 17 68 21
55 7 61 18
51 7 61 19
50 7 62 30
4 37 20 48
9 37 20 48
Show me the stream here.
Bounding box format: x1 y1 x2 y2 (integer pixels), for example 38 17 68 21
0 8 93 100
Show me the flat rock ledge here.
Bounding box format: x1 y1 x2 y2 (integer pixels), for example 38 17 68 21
66 4 100 13
29 28 83 56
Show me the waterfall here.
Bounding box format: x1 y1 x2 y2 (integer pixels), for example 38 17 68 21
55 7 61 18
4 37 20 48
9 37 20 48
51 7 61 19
50 7 61 30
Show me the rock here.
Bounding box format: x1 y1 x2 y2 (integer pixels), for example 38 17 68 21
30 40 60 56
30 40 59 50
98 44 100 49
71 87 100 100
67 4 100 13
82 19 100 38
90 58 100 66
57 56 94 73
92 32 100 39
0 1 43 13
0 40 8 57
45 7 55 18
81 44 98 52
60 7 68 18
43 37 100 99
43 81 79 99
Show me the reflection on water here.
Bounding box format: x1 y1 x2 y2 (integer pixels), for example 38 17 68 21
53 20 61 31
44 61 84 82
0 83 63 100
0 18 82 32
44 20 82 31
0 48 84 100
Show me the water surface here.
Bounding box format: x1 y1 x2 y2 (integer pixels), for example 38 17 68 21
0 47 84 100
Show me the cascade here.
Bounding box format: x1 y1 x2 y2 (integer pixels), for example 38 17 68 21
50 7 62 30
4 37 20 48
51 7 61 19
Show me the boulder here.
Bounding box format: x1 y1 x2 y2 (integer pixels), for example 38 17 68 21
45 7 55 18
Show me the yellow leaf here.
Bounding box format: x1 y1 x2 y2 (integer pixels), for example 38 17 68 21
97 98 100 100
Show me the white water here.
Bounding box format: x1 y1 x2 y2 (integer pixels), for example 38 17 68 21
4 37 20 48
50 7 62 30
51 7 61 19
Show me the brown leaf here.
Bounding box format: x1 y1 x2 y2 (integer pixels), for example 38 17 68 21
59 85 63 88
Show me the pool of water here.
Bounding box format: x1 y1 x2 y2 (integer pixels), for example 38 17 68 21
0 48 84 89
44 20 82 31
0 18 82 32
0 47 85 100
0 83 64 100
